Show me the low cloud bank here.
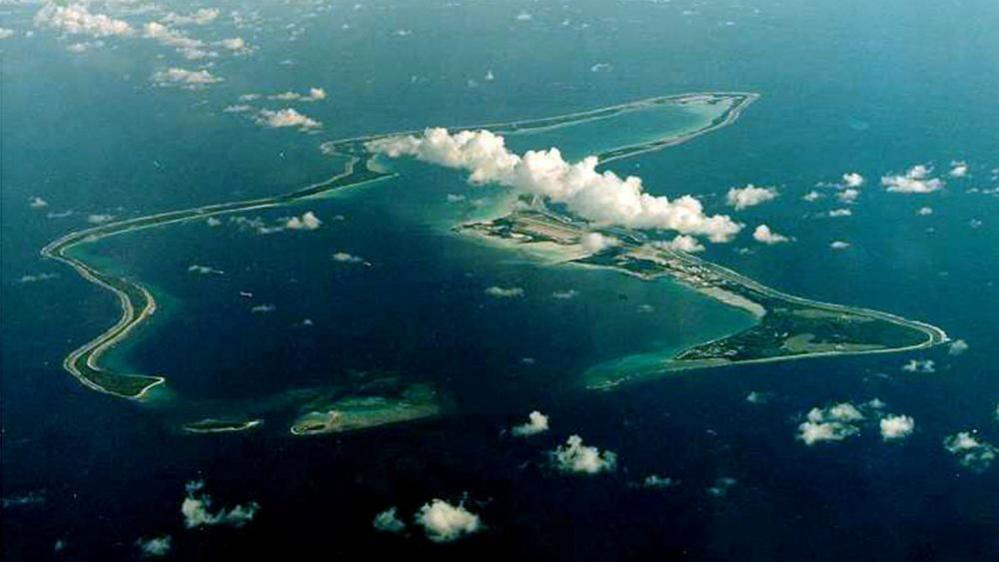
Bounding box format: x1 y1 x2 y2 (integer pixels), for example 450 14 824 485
368 129 741 242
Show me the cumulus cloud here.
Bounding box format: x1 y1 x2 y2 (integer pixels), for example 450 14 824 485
746 391 773 405
837 188 860 204
580 232 618 253
254 108 321 130
902 359 935 373
216 37 252 54
17 273 59 284
152 67 222 88
707 477 737 498
948 160 968 178
882 165 944 194
511 411 549 437
879 414 915 441
285 211 322 230
641 475 677 489
802 190 823 202
367 129 741 242
830 240 850 250
372 507 406 533
136 536 171 558
144 21 211 59
943 432 997 472
797 402 865 445
726 185 778 210
188 264 223 275
414 499 483 543
162 8 220 26
549 435 617 474
948 339 969 356
752 224 789 244
29 196 48 209
332 252 366 264
828 208 852 218
653 234 705 253
268 87 327 102
917 206 934 216
0 27 14 40
485 286 524 298
842 172 865 188
181 481 259 529
87 213 114 224
34 3 133 37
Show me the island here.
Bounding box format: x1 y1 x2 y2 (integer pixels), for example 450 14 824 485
461 207 947 389
182 418 264 434
41 91 946 399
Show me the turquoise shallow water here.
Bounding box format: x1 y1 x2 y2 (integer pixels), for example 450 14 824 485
2 0 998 560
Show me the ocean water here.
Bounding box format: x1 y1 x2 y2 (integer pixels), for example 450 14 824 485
2 0 998 561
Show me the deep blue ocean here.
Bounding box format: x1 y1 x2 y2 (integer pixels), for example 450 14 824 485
2 0 997 560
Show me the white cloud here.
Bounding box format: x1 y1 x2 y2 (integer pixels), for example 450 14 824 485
746 391 773 404
707 477 737 498
29 196 48 209
549 435 617 474
34 3 134 37
254 108 321 130
332 252 365 264
882 165 944 194
181 481 259 529
223 104 253 113
948 160 968 178
162 8 220 26
642 475 677 489
917 206 934 216
17 273 59 284
943 432 997 472
842 172 865 188
830 240 850 250
653 235 705 253
726 184 778 210
485 286 524 298
414 499 483 543
879 414 915 441
797 402 865 446
802 190 823 202
372 507 406 533
552 289 579 300
837 188 860 204
136 536 171 558
0 27 15 40
268 87 326 102
828 208 852 218
188 264 223 275
152 67 222 88
87 213 114 224
285 211 322 230
580 232 618 253
216 37 252 54
143 21 212 59
511 411 549 437
515 11 533 21
752 224 789 244
948 339 969 356
367 129 742 242
902 359 935 373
